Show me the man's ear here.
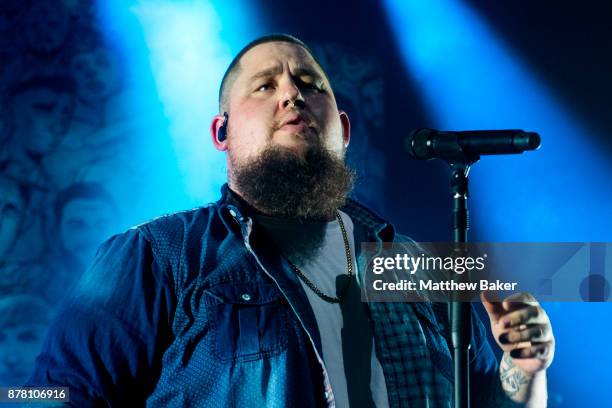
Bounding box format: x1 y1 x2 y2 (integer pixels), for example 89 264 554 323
339 110 350 147
210 114 228 151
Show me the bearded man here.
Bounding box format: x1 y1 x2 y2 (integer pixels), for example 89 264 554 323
29 34 554 407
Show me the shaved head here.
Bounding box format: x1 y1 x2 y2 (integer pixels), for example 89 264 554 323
218 34 327 112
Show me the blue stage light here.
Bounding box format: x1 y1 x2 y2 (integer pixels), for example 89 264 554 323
382 1 612 406
382 0 611 243
95 0 264 222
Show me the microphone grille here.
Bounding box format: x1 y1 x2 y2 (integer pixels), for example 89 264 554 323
406 129 434 159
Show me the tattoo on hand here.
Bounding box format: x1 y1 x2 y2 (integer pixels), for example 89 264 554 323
500 353 530 397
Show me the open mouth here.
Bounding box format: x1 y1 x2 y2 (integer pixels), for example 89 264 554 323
285 116 303 125
279 114 309 133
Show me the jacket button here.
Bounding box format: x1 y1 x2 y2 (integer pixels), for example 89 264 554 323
241 293 251 301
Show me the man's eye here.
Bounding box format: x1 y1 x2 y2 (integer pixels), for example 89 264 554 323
299 81 324 93
256 83 272 92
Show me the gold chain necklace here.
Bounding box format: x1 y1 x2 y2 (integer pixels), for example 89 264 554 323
286 211 354 303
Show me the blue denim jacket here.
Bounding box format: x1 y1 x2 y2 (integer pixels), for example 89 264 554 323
30 185 517 407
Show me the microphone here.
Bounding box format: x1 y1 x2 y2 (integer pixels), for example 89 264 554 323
406 129 541 161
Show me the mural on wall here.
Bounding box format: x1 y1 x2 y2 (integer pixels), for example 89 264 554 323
0 294 51 387
313 42 386 213
0 0 130 386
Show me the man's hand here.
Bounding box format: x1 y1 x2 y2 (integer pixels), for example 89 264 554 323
481 291 555 405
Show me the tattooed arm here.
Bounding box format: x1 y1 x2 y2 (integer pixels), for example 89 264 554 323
481 292 555 407
500 352 547 406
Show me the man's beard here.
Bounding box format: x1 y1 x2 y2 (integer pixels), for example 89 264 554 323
231 144 355 220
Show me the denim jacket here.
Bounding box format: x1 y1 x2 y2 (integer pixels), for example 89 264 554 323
30 185 518 407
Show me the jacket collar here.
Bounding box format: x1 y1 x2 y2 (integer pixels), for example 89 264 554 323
341 198 395 242
217 183 395 242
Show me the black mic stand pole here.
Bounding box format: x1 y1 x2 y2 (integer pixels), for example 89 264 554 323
448 158 477 408
406 127 541 407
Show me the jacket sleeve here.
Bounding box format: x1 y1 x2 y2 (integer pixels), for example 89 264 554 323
28 228 174 406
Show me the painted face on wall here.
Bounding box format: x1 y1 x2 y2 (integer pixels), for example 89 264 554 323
0 323 47 386
0 295 49 387
59 197 116 266
13 87 75 156
0 175 25 264
70 49 120 104
359 78 384 129
23 1 70 56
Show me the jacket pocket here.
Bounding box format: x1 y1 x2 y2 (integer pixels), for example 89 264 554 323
204 282 289 362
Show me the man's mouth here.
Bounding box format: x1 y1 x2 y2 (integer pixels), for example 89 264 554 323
279 113 310 133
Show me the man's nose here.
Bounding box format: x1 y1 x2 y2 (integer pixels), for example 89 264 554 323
278 80 305 110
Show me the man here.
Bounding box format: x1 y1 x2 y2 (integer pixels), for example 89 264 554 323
29 34 554 407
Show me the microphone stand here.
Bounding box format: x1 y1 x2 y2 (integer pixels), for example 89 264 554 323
406 127 541 407
448 158 477 408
